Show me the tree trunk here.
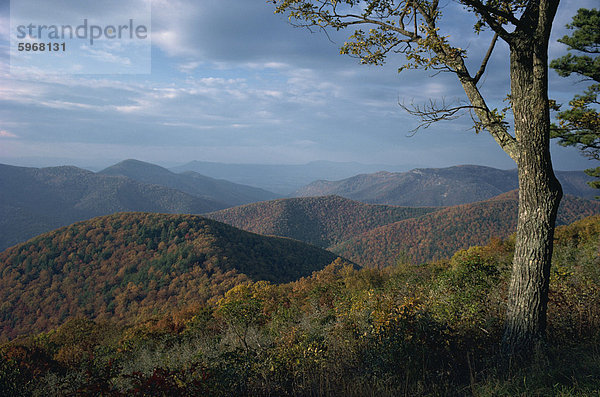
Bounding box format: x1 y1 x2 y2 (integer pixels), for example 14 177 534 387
502 22 563 355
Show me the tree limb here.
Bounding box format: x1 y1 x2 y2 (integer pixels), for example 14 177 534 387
462 0 520 26
399 98 480 132
460 0 514 43
452 58 519 159
330 13 419 39
473 33 499 84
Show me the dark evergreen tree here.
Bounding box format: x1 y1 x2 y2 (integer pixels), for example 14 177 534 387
550 8 600 191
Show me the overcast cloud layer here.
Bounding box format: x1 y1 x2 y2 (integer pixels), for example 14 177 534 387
0 0 597 170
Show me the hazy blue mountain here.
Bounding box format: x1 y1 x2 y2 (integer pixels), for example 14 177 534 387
293 165 597 206
100 159 280 206
0 163 226 251
170 160 409 194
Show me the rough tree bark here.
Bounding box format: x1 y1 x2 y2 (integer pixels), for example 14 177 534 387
502 3 563 353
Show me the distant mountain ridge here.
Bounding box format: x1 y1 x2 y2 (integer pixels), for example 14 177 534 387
2 161 597 255
0 212 341 340
0 160 284 251
0 163 225 251
100 159 279 207
171 160 407 194
293 165 597 205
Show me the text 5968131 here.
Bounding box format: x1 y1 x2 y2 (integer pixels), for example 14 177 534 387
17 42 66 51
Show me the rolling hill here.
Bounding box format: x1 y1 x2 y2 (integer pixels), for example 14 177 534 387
205 195 438 248
206 192 600 267
0 164 229 251
331 191 600 267
0 212 341 340
100 159 279 206
293 165 597 205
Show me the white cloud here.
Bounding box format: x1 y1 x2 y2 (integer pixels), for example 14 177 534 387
0 16 10 39
0 0 594 170
177 61 201 73
0 130 18 138
80 45 132 65
292 139 317 147
37 100 97 110
152 30 187 56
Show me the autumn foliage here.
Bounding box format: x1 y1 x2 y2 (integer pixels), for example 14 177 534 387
0 212 339 340
1 215 599 395
332 191 600 266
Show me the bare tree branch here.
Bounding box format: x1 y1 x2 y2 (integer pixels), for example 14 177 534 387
399 98 480 133
474 33 499 84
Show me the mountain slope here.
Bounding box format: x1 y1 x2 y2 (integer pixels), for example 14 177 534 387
0 212 341 340
293 165 597 205
0 164 225 251
171 160 405 194
331 191 600 267
205 195 438 248
100 159 279 206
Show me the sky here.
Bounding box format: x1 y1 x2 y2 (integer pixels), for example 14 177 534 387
0 0 597 171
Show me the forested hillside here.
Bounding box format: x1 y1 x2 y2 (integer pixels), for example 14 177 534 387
0 213 339 340
0 164 226 251
206 191 599 266
206 195 437 248
332 191 600 266
1 216 598 396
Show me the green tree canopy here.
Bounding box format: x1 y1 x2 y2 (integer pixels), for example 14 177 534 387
550 8 600 190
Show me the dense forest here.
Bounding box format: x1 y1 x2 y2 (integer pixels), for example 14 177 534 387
0 213 339 341
209 191 600 267
206 195 437 248
332 191 600 266
1 215 598 395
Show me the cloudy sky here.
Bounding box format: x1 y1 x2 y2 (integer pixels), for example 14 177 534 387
0 0 597 170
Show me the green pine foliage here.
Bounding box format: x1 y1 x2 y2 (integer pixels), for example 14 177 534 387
550 8 600 191
1 215 599 395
